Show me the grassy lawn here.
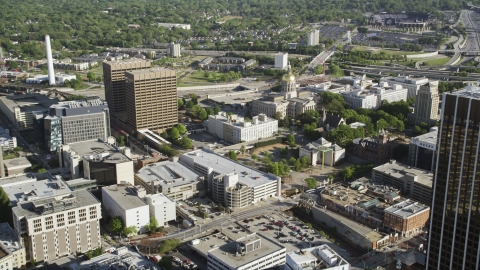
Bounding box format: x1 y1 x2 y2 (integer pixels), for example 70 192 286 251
423 56 451 66
3 152 17 160
353 46 426 55
180 71 224 84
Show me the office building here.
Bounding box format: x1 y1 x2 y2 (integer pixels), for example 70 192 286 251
379 76 429 99
207 233 286 270
383 200 430 237
33 97 111 152
144 193 176 227
341 83 408 110
180 149 281 209
352 133 394 164
134 159 203 200
307 29 320 47
274 52 288 69
103 59 151 113
58 138 134 186
407 129 437 172
205 112 278 144
102 184 150 234
285 245 350 270
0 94 59 129
372 160 433 205
299 137 345 166
167 42 181 57
11 189 101 263
0 127 16 151
125 68 178 133
0 223 26 269
411 81 439 126
426 85 480 270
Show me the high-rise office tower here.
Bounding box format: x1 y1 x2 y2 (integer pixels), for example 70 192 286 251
125 68 178 133
103 59 151 113
413 81 439 126
426 84 480 270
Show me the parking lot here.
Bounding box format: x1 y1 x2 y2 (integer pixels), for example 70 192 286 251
319 25 349 40
187 132 228 149
352 31 437 50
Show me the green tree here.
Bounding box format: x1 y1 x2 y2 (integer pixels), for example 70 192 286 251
180 136 193 149
286 134 296 147
9 61 18 69
240 145 246 155
0 187 13 226
147 217 158 233
176 124 187 134
109 217 123 233
214 106 221 114
170 127 180 139
198 108 208 120
158 256 173 270
252 154 258 161
328 174 334 185
158 239 181 254
117 136 125 147
177 99 184 109
305 178 317 189
228 150 237 160
87 71 96 82
341 166 354 180
186 100 194 109
122 226 138 237
205 107 214 115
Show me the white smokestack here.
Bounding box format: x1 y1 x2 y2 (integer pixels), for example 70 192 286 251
45 35 55 85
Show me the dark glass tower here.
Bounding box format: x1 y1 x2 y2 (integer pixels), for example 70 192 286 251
427 85 480 270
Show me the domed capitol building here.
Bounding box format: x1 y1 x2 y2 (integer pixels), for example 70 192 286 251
252 64 316 119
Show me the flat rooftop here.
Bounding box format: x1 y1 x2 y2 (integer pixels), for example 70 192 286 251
181 149 279 187
136 160 200 188
410 130 437 147
286 245 350 268
451 84 480 100
3 177 72 206
102 185 147 210
373 161 433 188
0 94 59 113
0 173 37 188
3 157 31 170
384 199 430 218
0 223 23 253
208 233 285 268
12 189 100 219
67 140 131 164
77 247 160 270
126 68 174 75
314 206 386 242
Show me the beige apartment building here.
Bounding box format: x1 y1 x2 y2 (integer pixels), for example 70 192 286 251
11 190 102 263
103 59 151 113
125 68 178 133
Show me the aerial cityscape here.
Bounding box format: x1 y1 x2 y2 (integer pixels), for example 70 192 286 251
0 0 479 269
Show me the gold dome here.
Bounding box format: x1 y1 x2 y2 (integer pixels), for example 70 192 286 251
282 72 295 82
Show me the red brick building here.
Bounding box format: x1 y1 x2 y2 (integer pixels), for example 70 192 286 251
352 133 394 164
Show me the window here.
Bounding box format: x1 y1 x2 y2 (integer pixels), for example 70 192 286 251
79 209 87 222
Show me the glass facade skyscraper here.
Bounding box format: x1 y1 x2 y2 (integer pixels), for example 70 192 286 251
427 85 480 270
